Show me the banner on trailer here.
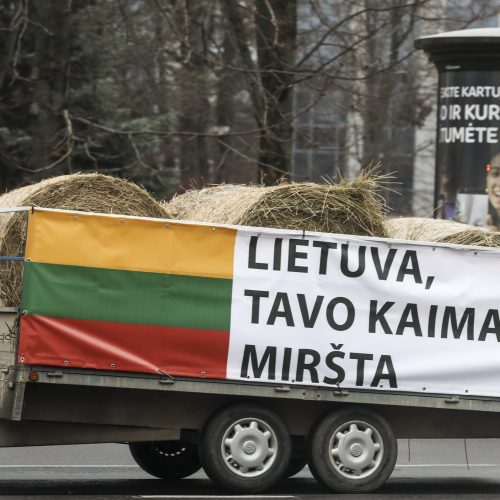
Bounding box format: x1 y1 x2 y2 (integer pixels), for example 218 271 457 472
19 208 500 398
228 230 500 397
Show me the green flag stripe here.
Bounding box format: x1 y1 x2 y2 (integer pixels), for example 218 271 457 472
22 263 232 331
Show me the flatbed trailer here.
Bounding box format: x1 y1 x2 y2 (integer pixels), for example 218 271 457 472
1 207 500 493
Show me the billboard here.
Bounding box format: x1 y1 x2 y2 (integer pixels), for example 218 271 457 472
437 71 500 227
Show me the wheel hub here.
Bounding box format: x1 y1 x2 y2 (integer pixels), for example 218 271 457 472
221 418 278 478
243 440 257 455
329 420 383 480
350 443 363 457
229 428 268 466
337 429 374 469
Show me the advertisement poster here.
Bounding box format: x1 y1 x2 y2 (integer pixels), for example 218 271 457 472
437 70 500 228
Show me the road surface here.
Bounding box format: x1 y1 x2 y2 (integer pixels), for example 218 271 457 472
1 439 500 499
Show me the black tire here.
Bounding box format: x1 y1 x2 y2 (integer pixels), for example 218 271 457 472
307 407 397 493
200 403 292 493
129 440 201 479
286 456 307 477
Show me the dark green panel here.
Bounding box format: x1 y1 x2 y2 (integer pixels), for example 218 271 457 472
22 263 232 331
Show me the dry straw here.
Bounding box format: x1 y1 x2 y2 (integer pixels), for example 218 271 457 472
165 171 389 238
0 173 166 306
386 217 500 247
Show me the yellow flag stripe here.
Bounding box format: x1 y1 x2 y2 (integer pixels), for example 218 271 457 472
25 209 236 280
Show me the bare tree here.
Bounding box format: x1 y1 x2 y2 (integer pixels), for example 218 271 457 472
1 0 499 208
30 0 73 179
222 0 297 184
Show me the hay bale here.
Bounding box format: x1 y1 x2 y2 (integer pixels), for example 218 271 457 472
0 173 166 306
166 184 264 225
386 217 500 247
166 173 389 238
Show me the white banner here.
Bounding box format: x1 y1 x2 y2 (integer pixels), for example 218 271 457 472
227 228 500 397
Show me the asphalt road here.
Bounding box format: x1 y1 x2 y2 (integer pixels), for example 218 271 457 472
1 439 500 499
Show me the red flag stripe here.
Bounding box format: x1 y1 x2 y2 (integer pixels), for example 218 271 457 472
19 315 229 379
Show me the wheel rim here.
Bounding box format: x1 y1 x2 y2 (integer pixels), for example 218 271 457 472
221 417 278 478
328 420 384 480
153 441 191 458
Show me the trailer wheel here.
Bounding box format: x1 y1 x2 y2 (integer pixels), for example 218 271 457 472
129 440 201 479
307 407 397 493
200 403 292 492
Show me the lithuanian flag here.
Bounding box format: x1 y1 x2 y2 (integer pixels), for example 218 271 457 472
19 208 236 379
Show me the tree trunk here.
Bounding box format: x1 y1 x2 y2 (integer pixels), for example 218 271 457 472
153 13 177 197
178 0 210 191
255 0 297 185
0 2 24 90
30 0 72 179
361 0 417 214
215 15 239 183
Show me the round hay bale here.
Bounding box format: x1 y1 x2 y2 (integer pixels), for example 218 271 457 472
0 173 167 306
166 184 265 225
385 217 500 247
165 174 388 238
